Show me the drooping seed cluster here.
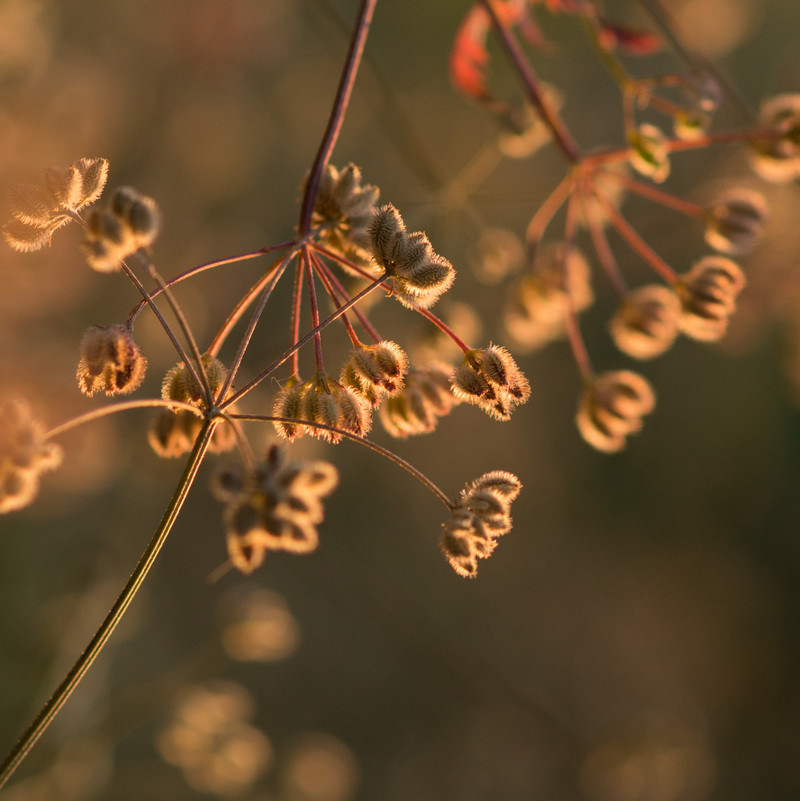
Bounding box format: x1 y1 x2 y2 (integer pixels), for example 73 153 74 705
451 345 531 421
82 186 160 272
576 370 656 453
272 374 372 444
0 399 63 513
3 157 108 252
312 163 380 267
369 204 456 308
440 471 523 578
149 355 236 458
77 324 148 397
339 341 409 407
210 445 338 574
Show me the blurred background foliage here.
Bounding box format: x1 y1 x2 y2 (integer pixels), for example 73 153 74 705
1 0 800 799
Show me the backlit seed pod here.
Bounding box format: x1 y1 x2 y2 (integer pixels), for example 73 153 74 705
672 109 710 141
676 256 746 341
344 341 408 397
272 383 308 441
3 157 109 252
450 346 530 421
370 204 456 309
109 186 160 246
609 285 682 360
704 189 768 256
312 163 380 261
340 362 381 407
336 387 372 438
77 324 147 396
0 398 63 514
576 370 656 453
749 94 800 182
629 123 670 183
162 354 231 409
440 469 522 577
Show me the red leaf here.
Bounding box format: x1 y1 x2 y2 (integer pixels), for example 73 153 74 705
598 19 663 55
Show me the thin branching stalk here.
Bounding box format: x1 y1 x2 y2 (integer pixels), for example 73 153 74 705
0 421 217 790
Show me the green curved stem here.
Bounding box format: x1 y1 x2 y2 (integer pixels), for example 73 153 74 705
0 419 216 790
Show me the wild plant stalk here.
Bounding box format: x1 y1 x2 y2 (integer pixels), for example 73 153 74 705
0 0 378 787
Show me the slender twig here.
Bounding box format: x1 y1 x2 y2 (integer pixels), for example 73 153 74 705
220 275 387 409
478 0 581 163
233 414 453 509
0 420 216 790
302 247 326 372
297 0 378 235
310 250 362 346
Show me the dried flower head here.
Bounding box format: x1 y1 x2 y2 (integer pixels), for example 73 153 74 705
704 188 768 256
82 186 160 272
211 445 338 574
749 94 800 182
312 163 380 264
440 470 522 578
369 204 455 309
0 399 63 513
77 324 147 397
450 345 531 421
504 241 594 351
675 256 746 341
339 341 409 405
273 374 372 443
609 285 682 360
379 363 459 437
629 123 670 183
156 681 272 797
576 370 656 453
3 157 109 252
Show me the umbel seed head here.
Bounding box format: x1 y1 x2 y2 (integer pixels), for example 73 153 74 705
77 324 147 396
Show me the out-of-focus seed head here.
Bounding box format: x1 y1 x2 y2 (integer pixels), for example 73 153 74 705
109 186 161 245
504 242 594 352
749 94 800 182
379 364 457 438
676 256 746 341
576 370 656 453
77 324 147 397
495 86 563 158
0 398 63 513
629 123 670 183
470 227 525 285
704 188 768 256
609 285 682 360
212 447 339 575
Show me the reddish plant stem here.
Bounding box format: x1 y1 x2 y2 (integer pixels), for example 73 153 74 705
582 192 628 297
297 0 377 235
478 0 581 163
289 254 305 378
302 247 326 373
309 251 362 347
525 173 574 245
414 307 471 354
601 198 678 283
609 174 706 217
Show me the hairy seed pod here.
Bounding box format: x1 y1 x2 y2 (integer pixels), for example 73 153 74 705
77 324 147 396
